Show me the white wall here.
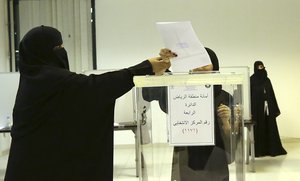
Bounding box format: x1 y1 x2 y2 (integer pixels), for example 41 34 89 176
0 0 9 72
96 0 300 138
16 0 93 73
0 0 12 154
0 0 93 73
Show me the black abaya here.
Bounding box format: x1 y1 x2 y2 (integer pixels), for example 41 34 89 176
250 63 287 157
4 26 154 181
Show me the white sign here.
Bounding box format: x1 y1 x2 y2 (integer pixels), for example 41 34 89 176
168 85 215 146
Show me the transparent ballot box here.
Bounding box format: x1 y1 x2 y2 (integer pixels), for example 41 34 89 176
133 72 246 181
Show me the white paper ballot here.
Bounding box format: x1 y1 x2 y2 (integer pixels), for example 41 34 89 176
156 21 211 72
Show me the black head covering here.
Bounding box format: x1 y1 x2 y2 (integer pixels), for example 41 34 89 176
204 47 222 96
253 60 267 82
19 25 69 71
254 61 264 74
205 47 219 71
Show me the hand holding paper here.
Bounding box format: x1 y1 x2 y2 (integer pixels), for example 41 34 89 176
159 48 178 61
148 48 177 75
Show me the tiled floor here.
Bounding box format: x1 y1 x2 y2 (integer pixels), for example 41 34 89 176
0 138 299 181
114 137 300 181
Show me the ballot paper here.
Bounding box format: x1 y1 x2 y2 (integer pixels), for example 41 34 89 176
156 21 211 72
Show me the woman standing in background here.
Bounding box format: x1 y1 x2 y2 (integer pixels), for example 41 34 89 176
250 61 287 157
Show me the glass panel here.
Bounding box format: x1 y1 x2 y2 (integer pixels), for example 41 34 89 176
134 72 245 181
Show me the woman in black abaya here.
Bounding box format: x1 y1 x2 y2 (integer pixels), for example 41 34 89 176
143 48 233 181
4 25 176 181
250 61 287 157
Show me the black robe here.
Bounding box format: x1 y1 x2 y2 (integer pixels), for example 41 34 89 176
5 62 153 181
5 26 154 181
250 74 287 157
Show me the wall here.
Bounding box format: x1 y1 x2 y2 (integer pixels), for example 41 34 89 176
0 0 12 154
0 0 9 72
18 0 93 73
96 0 300 138
1 0 94 72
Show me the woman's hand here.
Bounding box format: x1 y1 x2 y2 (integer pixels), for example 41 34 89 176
148 57 170 75
217 104 231 134
159 48 177 60
149 48 177 75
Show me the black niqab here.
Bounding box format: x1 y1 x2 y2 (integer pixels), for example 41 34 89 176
253 61 267 84
19 25 69 70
